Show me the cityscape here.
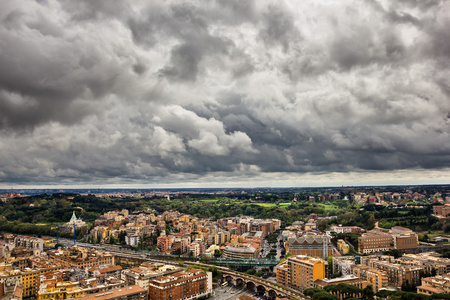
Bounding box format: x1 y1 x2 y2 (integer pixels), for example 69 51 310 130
0 186 450 300
1 0 449 300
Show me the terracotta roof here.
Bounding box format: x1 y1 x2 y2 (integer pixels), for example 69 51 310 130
13 285 23 297
130 267 143 273
99 266 122 274
417 285 444 294
72 286 146 300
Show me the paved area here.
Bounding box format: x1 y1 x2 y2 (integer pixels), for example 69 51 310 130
212 285 261 300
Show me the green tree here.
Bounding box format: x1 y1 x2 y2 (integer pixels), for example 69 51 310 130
362 285 374 300
214 249 222 258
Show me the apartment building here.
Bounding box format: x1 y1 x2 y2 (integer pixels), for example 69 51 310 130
20 266 63 298
352 265 388 292
187 243 200 257
401 253 450 275
417 274 450 295
285 255 326 292
275 262 289 287
368 260 422 288
47 247 114 269
156 235 172 253
148 269 212 300
121 263 182 291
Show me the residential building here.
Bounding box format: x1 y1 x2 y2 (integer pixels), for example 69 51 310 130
72 285 147 300
337 240 350 255
275 262 289 288
121 263 182 291
279 255 326 292
417 274 450 295
352 265 388 292
401 253 450 275
148 269 212 300
156 235 172 253
47 247 114 269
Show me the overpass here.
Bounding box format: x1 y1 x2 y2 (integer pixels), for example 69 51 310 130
221 269 304 300
210 258 280 267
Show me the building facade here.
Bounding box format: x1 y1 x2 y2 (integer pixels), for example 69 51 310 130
148 269 212 300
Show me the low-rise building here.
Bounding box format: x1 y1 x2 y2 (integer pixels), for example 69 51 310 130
417 274 450 295
72 285 147 300
222 243 260 260
121 263 183 291
314 274 368 291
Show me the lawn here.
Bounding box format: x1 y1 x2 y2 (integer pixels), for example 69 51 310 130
320 204 339 210
252 202 291 208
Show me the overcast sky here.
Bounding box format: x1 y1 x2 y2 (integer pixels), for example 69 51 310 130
0 0 449 188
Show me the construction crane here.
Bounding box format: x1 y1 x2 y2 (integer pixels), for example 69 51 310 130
51 225 64 250
51 224 77 249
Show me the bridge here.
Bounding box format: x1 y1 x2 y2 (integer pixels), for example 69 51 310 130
222 269 305 300
210 258 280 266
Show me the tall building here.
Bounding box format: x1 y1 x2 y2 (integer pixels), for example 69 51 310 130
275 255 325 292
275 262 289 288
148 269 212 300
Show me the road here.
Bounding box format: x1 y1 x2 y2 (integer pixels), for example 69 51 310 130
212 285 258 300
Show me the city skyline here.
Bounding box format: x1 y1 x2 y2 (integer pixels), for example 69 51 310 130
1 0 449 188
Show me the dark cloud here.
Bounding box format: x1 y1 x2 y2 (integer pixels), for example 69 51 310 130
0 0 449 187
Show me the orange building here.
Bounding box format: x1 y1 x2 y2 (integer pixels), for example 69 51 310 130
156 235 172 253
283 255 325 292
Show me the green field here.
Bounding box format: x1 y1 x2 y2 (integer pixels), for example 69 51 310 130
320 204 339 210
198 199 221 203
252 202 291 208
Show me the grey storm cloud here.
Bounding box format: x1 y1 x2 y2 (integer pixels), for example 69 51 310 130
0 0 449 187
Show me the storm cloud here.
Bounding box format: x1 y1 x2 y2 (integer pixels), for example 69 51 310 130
0 0 449 187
